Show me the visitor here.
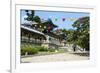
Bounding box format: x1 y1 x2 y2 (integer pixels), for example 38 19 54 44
73 44 76 52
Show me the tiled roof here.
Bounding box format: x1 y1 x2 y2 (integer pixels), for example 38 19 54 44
21 25 45 36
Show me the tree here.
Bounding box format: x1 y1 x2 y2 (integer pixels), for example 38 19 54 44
72 16 89 51
24 10 45 32
25 10 35 21
33 16 41 23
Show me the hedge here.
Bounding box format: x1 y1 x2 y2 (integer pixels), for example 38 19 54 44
21 45 38 55
21 45 57 56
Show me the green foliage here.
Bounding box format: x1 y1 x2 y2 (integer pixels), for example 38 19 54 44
65 30 74 43
33 16 41 23
21 45 57 56
25 10 46 32
25 10 35 21
48 49 55 52
21 45 38 55
36 46 48 52
72 17 90 51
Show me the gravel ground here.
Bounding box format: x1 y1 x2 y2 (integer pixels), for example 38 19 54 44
21 53 89 63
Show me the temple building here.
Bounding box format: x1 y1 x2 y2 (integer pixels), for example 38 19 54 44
21 19 67 49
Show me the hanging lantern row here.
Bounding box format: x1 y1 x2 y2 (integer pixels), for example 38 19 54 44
41 18 76 22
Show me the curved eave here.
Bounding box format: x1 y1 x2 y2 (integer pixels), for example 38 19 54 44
21 25 45 36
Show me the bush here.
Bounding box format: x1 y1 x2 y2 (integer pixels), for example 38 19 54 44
21 45 38 56
48 49 55 52
21 44 57 56
37 47 48 52
36 46 55 52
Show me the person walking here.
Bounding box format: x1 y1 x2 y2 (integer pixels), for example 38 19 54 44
73 44 76 52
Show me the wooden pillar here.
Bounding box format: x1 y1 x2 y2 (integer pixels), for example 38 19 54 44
28 33 30 42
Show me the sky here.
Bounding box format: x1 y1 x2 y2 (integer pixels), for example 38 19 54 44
21 10 89 30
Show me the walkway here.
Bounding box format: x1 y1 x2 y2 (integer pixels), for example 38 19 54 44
21 52 89 63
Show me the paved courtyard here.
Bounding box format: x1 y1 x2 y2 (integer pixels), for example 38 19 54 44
21 52 89 63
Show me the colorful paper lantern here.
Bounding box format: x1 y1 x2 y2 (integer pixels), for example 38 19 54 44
44 26 46 29
62 18 66 21
55 18 58 21
48 26 51 30
70 18 75 21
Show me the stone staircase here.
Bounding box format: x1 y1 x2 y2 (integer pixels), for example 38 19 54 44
60 44 89 53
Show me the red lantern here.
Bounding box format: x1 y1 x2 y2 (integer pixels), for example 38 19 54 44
48 26 51 30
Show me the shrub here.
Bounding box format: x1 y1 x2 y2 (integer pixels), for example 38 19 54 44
48 49 55 52
37 47 48 52
21 45 38 56
21 44 57 56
